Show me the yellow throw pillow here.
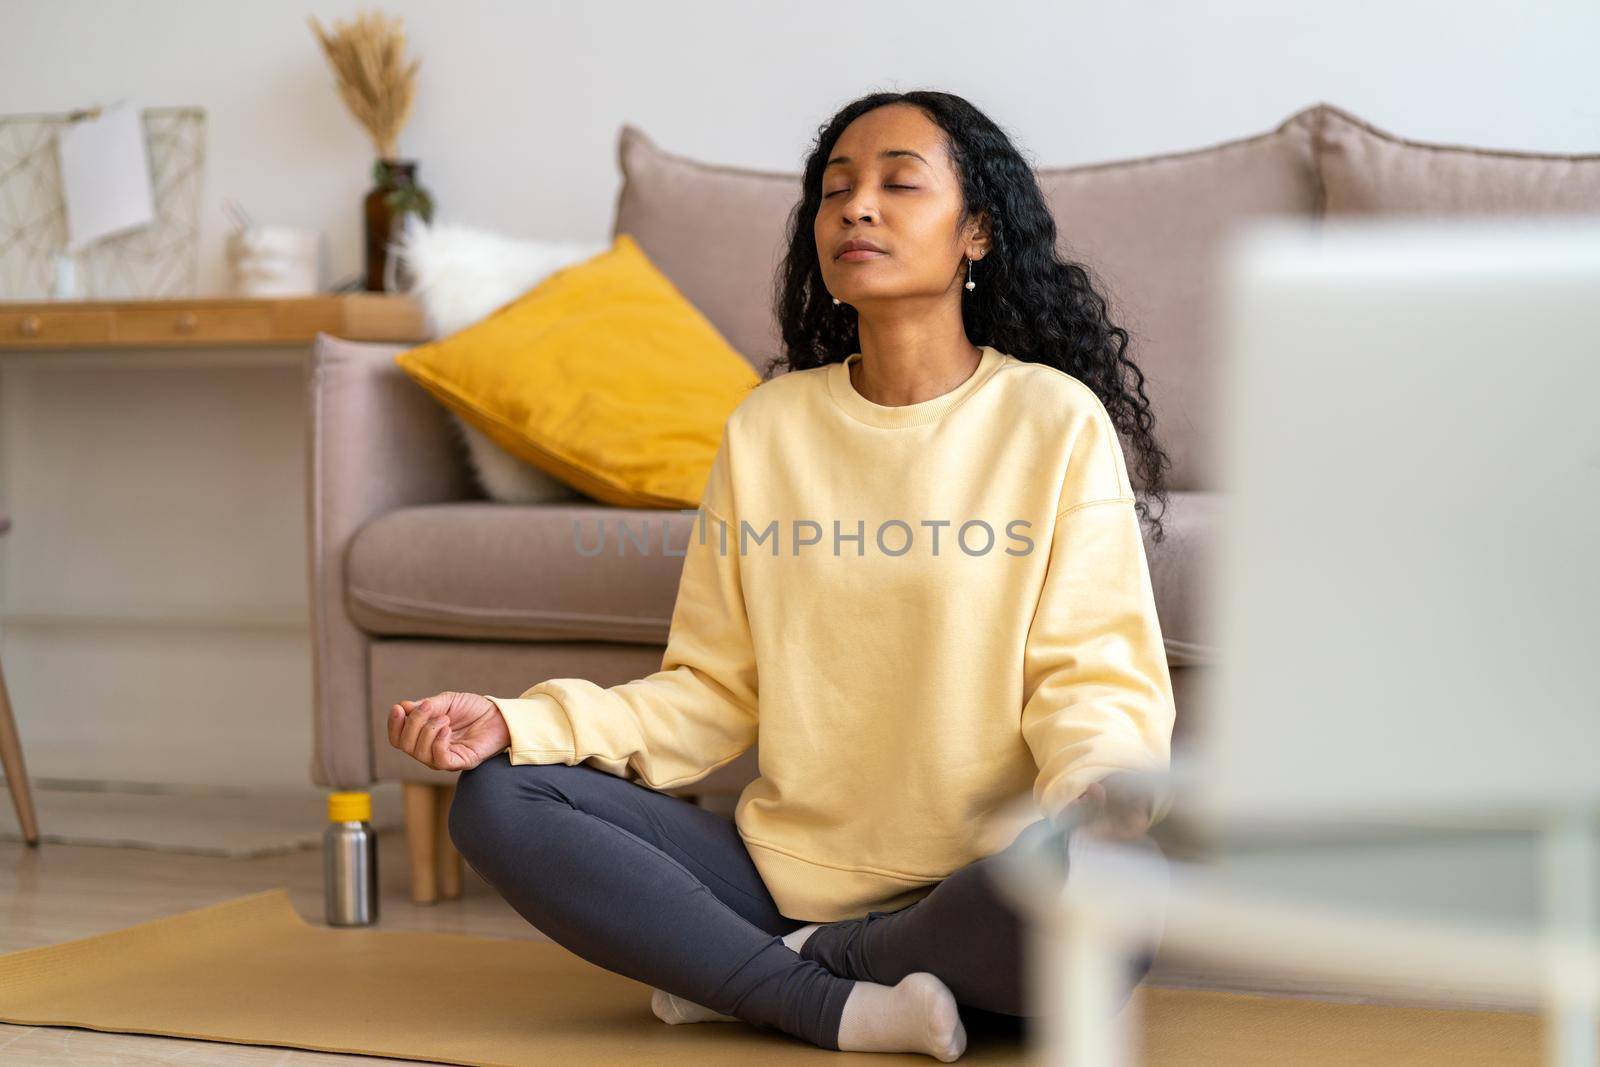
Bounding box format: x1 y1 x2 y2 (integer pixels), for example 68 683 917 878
394 232 760 509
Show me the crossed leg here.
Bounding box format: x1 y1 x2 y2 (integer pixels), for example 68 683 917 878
798 817 1161 1018
447 754 853 1049
449 754 1153 1055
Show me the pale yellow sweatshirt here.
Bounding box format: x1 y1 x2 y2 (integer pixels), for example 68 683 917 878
487 345 1176 921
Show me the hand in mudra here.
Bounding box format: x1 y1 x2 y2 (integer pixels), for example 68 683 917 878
1060 772 1155 842
387 690 509 772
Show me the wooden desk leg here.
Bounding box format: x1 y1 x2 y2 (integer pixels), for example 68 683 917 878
436 782 463 900
0 656 40 846
403 781 439 904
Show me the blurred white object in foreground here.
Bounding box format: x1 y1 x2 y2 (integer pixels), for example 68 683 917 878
995 215 1600 1067
1199 214 1600 832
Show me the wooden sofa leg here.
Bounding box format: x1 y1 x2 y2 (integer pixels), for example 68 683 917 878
403 782 439 904
436 783 462 900
403 781 463 904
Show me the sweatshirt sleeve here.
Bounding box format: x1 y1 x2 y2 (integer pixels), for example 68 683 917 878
485 423 759 792
1019 405 1177 827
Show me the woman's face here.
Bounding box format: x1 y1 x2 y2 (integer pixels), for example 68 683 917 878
814 103 987 311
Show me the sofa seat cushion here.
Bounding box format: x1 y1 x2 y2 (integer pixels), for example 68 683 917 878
346 502 694 642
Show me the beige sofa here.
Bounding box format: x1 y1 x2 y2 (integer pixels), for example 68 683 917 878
306 102 1600 903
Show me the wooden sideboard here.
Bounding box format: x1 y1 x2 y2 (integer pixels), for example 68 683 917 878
0 294 431 791
0 294 428 350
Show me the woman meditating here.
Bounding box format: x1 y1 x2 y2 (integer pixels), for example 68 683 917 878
388 89 1176 1061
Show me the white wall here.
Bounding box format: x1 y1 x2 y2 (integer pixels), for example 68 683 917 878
4 0 1597 295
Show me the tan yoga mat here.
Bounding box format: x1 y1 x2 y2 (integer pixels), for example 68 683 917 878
0 888 1541 1065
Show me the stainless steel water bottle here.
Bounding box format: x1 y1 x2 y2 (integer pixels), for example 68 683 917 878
325 790 379 926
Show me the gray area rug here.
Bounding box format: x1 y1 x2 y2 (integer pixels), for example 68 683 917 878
0 780 404 857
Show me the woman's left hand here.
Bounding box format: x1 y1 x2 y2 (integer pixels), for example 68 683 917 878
1060 772 1153 841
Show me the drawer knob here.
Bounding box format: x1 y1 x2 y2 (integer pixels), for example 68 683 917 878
19 314 41 337
175 312 198 333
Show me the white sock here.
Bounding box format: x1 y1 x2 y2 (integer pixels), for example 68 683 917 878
650 986 741 1025
782 922 821 955
837 972 967 1062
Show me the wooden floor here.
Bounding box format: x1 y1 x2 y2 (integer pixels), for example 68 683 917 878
0 824 1527 1064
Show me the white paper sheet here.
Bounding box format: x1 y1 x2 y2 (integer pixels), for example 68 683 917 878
55 99 156 252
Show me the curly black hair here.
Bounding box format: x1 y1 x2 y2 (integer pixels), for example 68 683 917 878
764 90 1172 544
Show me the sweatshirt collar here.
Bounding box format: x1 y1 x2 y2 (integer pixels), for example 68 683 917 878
826 345 1006 428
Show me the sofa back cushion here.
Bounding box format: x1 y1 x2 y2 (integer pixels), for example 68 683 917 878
612 111 1326 491
1031 111 1320 490
612 126 799 374
1315 103 1600 217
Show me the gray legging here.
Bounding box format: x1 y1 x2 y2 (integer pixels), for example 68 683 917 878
447 752 1157 1052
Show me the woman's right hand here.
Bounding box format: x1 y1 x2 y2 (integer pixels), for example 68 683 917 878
387 691 510 772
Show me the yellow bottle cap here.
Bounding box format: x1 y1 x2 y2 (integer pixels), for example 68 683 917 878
328 791 371 823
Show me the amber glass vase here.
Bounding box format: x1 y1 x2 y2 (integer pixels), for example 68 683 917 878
363 158 435 292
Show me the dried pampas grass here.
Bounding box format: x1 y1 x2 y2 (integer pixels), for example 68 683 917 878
308 9 420 159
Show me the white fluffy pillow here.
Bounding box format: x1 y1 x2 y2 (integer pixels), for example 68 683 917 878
394 216 610 503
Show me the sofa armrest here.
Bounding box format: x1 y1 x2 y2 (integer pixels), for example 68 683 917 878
306 331 479 789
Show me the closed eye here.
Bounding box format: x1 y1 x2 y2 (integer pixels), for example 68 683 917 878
823 185 918 198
